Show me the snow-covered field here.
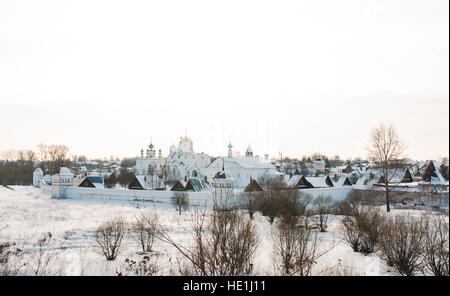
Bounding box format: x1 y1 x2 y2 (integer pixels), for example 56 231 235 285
0 185 434 276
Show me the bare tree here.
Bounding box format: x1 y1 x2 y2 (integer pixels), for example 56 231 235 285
171 192 190 215
340 208 386 255
357 209 386 255
238 191 260 219
36 144 71 174
272 219 333 276
422 214 449 276
336 190 375 216
367 123 405 212
256 178 286 224
311 195 334 232
0 149 19 161
156 200 259 276
95 218 127 261
378 215 425 276
340 216 361 252
131 211 159 253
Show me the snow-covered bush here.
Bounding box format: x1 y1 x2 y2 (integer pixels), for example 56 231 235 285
131 211 159 253
171 192 190 215
95 218 128 261
157 202 259 276
422 214 449 276
311 195 334 232
378 215 425 276
340 209 386 255
272 221 318 276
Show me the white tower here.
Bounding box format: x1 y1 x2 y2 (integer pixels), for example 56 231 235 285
148 142 156 158
33 168 43 187
212 158 235 210
246 145 253 157
227 142 233 158
51 167 74 199
169 144 176 156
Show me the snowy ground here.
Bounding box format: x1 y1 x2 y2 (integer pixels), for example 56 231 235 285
0 186 439 276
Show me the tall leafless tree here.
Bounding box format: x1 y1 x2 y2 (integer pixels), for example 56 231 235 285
367 123 405 212
156 196 259 276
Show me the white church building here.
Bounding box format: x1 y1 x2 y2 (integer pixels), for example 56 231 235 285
166 133 211 181
134 139 166 175
205 143 278 188
134 133 211 182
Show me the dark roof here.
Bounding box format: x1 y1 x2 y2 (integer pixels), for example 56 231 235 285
244 180 264 192
171 180 186 191
74 177 96 188
87 176 104 184
184 177 211 192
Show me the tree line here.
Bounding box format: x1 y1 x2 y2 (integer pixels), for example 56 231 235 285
0 144 71 186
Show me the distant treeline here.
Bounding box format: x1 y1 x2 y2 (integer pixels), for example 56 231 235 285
0 160 34 186
0 144 71 186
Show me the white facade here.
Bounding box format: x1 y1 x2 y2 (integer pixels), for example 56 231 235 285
212 170 235 209
33 168 43 187
135 140 166 175
313 158 326 174
205 144 277 188
134 134 211 182
166 135 211 181
51 167 74 199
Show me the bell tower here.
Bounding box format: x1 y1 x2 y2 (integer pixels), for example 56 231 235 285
227 142 233 158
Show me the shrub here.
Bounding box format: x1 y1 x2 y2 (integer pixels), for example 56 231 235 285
95 218 127 261
272 220 319 276
378 215 425 276
157 205 259 276
422 214 449 276
171 192 190 215
340 209 386 255
131 212 158 253
311 195 334 232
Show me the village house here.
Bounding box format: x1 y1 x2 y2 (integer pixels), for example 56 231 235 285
419 161 449 192
204 143 277 188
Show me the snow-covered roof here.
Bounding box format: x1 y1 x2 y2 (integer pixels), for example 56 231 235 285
185 177 211 192
286 175 303 188
74 177 104 188
244 179 264 192
334 176 352 187
384 168 413 183
420 161 448 185
59 167 73 176
263 169 284 176
225 157 275 170
131 175 165 190
304 176 333 188
214 170 234 180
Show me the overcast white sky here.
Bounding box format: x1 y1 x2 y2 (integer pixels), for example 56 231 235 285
0 0 448 161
